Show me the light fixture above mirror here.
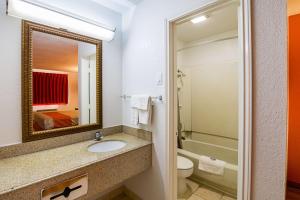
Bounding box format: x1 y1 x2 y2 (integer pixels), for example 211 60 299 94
6 0 116 41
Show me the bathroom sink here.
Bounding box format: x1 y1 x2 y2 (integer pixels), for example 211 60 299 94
88 140 127 153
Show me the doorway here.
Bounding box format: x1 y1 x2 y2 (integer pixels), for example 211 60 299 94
167 0 252 199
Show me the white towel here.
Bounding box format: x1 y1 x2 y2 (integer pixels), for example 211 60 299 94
130 109 139 125
130 95 141 109
138 106 152 125
130 95 140 125
130 95 152 125
198 156 226 176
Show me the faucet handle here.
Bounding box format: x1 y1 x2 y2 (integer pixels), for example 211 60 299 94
95 131 104 141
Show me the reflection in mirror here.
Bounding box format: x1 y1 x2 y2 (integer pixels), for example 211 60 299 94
31 31 97 132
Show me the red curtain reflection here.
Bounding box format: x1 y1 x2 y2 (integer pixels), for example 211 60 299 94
33 72 68 105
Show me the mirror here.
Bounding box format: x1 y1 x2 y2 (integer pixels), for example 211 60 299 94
22 21 102 142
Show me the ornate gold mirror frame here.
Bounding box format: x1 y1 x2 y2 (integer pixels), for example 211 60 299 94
22 20 102 142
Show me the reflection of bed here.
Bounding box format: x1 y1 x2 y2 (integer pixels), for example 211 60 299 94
33 110 79 131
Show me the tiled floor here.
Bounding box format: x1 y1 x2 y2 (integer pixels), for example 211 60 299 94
178 179 236 200
187 187 235 200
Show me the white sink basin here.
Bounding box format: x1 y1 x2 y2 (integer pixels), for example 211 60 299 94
88 140 127 153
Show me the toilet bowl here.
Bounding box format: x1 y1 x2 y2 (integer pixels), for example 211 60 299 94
177 155 194 196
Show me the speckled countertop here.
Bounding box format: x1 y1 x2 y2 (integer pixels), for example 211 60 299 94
0 133 151 195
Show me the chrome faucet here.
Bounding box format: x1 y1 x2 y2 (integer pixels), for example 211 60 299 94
95 131 104 141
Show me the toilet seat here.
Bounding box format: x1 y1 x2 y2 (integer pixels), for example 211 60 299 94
177 156 193 170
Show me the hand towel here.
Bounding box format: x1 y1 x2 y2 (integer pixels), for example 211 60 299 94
198 156 226 176
130 108 139 125
130 95 152 125
130 95 140 125
130 95 141 109
138 105 152 125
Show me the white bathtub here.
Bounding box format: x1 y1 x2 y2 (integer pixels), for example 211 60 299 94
178 139 238 194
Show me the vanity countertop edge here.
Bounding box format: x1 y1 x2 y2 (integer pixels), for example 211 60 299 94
0 132 152 196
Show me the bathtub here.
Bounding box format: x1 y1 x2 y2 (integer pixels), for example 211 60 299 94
178 139 238 194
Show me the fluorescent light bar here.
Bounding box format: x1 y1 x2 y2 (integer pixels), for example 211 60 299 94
191 15 208 24
7 0 115 41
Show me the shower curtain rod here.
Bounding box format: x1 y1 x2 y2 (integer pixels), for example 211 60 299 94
177 35 238 52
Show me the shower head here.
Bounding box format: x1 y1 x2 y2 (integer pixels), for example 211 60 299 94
177 69 186 78
177 69 185 89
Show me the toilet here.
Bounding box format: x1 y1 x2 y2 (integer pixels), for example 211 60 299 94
177 155 194 195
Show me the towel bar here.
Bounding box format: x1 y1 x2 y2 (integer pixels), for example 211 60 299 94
120 95 163 101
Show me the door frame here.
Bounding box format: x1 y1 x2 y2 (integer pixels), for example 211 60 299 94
165 0 252 199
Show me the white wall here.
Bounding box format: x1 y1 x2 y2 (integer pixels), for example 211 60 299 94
251 0 287 199
191 62 238 138
0 0 21 147
121 0 217 199
0 0 123 146
178 38 239 140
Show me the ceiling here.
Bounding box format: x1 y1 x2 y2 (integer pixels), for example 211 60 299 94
175 3 238 43
90 0 142 14
127 0 142 4
32 31 78 72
